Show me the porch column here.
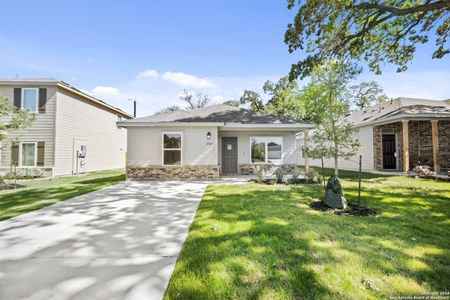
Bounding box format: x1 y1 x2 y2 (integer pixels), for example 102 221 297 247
304 130 309 173
402 120 409 173
431 120 440 173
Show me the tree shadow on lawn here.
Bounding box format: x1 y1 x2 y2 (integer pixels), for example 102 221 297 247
166 183 450 299
0 174 125 221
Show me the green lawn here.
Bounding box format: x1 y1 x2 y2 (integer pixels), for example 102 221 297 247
165 171 450 299
0 169 125 221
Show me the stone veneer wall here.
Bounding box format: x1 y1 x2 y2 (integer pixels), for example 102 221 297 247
373 122 403 171
127 165 220 180
438 121 450 173
0 167 53 178
408 121 433 168
239 164 298 175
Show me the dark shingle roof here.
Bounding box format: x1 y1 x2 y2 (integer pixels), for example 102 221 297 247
373 104 450 121
122 104 307 125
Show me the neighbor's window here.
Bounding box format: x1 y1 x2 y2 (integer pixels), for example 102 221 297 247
21 142 37 167
117 114 123 122
163 132 182 165
22 88 38 112
250 137 282 164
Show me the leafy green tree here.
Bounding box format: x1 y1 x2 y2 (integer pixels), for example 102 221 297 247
263 76 305 120
285 0 450 79
0 96 36 143
351 81 389 110
302 61 361 176
0 96 36 185
239 90 265 111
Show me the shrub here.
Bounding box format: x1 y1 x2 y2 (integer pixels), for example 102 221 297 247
252 165 266 183
291 166 300 183
305 167 319 183
274 167 284 183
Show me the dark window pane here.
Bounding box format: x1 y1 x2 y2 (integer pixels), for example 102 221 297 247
164 133 181 148
164 150 181 165
251 140 265 163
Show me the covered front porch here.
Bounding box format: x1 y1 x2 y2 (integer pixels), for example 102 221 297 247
373 119 449 174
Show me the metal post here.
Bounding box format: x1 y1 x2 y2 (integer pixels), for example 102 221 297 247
133 100 137 118
321 157 326 192
358 155 362 207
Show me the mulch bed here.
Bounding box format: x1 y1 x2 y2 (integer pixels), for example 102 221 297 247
310 200 377 216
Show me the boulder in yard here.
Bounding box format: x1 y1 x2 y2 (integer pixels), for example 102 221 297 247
325 175 347 209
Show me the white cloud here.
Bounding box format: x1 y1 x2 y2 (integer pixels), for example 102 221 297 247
161 71 215 88
136 69 159 80
92 86 119 96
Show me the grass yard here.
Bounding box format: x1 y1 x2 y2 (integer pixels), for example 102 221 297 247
0 169 125 221
165 171 450 299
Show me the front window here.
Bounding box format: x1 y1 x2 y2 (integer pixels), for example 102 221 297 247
250 137 282 164
21 142 37 166
163 132 182 165
22 88 38 112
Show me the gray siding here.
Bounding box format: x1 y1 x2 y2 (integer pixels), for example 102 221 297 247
54 88 127 175
0 85 56 171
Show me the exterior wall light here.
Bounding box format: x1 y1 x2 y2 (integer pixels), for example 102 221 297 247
207 131 211 140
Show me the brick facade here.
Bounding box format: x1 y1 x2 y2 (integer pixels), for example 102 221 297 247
373 122 403 171
408 121 433 168
373 120 450 173
127 165 220 180
239 164 298 175
438 121 450 173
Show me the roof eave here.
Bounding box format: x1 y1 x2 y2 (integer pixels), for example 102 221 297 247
117 121 224 128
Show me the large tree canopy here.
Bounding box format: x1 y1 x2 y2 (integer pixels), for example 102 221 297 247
285 0 450 79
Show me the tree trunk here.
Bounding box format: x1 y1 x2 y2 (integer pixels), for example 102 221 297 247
334 155 339 177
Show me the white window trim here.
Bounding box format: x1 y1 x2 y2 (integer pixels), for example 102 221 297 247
19 142 38 167
21 88 39 113
249 136 283 164
162 131 183 166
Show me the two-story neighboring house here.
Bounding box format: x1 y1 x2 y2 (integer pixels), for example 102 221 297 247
0 78 133 177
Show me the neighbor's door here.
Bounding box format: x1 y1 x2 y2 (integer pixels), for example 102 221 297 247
221 137 238 174
382 134 397 169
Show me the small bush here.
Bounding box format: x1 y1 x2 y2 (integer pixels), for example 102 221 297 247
305 167 319 183
274 167 284 183
252 165 266 183
291 167 300 183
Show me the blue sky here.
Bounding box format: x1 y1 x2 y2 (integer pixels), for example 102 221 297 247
1 0 449 117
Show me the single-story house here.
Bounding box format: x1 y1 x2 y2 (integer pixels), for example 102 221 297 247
298 97 450 174
0 78 133 177
117 104 312 179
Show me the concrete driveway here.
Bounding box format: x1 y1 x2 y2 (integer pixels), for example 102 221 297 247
0 180 214 300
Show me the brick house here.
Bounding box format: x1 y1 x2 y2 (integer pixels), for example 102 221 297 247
298 98 450 174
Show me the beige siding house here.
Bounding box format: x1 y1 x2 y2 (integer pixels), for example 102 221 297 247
0 78 133 177
118 105 312 179
298 98 450 174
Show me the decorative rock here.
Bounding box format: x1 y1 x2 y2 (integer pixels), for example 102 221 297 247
324 175 347 209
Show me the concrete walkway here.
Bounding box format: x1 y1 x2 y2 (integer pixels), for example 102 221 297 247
0 180 223 300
